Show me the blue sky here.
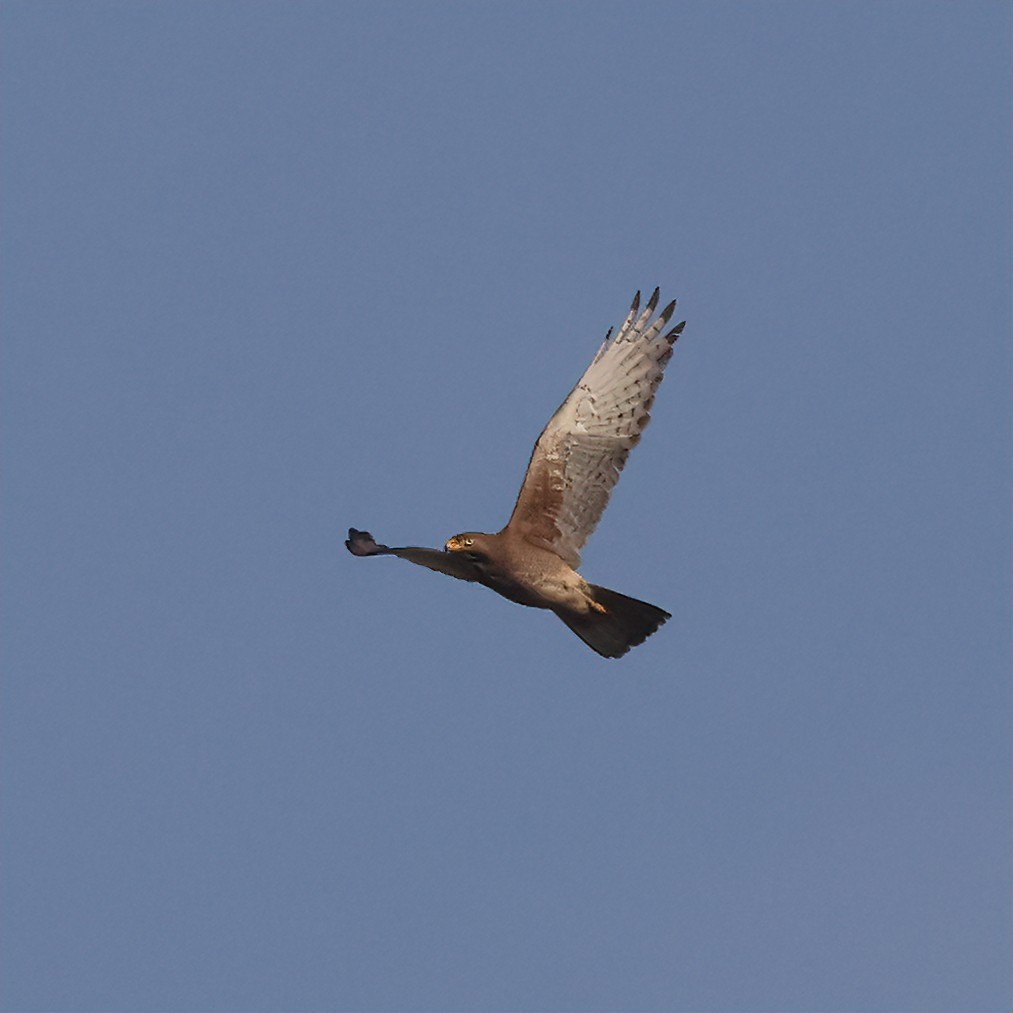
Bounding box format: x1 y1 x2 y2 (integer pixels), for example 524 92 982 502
1 2 1009 1011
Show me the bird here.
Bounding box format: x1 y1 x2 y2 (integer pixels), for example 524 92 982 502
346 287 686 658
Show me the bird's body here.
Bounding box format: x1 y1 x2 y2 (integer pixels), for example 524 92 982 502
446 531 595 612
346 288 686 658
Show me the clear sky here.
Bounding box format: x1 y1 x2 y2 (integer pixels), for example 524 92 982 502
1 2 1009 1011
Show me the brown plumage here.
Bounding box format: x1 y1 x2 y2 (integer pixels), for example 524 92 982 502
346 288 686 658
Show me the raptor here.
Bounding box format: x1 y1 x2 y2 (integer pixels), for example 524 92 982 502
346 288 686 658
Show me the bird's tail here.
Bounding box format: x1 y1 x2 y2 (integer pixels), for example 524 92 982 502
555 585 671 659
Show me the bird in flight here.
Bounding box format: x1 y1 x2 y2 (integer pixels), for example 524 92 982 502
346 287 686 658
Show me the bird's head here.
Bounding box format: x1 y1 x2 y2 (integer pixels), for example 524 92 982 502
445 532 493 563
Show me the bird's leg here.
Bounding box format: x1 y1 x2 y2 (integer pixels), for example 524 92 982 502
575 580 610 615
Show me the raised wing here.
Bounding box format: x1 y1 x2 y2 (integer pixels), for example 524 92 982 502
503 289 684 568
345 528 480 581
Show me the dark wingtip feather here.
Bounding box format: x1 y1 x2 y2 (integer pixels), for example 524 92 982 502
645 287 660 314
630 290 641 312
665 320 687 344
346 527 388 556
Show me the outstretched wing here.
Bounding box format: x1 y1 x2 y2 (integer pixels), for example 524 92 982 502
503 289 684 568
345 528 480 581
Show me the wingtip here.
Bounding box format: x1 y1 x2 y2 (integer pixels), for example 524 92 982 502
630 290 641 312
346 527 385 556
645 287 660 314
665 320 687 344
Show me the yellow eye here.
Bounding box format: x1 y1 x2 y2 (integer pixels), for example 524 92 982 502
463 537 474 547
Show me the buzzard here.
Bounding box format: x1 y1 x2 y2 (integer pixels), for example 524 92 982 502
347 288 686 658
